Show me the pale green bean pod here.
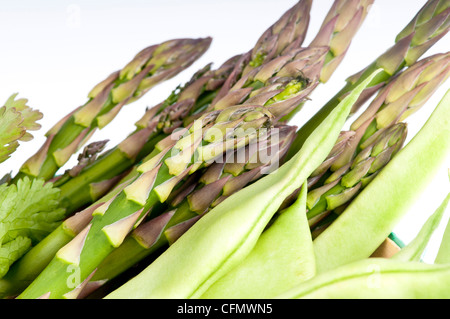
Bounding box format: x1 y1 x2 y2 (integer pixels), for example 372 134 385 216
276 258 450 299
200 181 314 299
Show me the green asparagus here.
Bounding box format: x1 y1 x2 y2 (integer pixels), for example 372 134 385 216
103 69 381 300
12 37 212 182
285 0 450 160
75 124 297 296
17 46 325 299
307 52 450 232
0 0 317 297
41 0 314 216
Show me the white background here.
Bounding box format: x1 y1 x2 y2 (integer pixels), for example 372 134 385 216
0 0 449 263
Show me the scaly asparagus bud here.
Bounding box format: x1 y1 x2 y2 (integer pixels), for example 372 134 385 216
286 0 450 159
243 0 312 74
280 0 374 122
14 37 211 182
76 125 297 296
306 123 408 227
332 52 450 170
200 0 314 115
310 0 374 83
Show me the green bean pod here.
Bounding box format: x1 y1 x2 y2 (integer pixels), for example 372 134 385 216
200 181 314 299
393 180 450 262
435 173 450 265
276 258 450 299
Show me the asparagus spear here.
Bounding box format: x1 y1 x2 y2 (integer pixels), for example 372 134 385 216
0 94 42 165
281 0 374 122
0 1 315 297
306 52 450 232
43 0 313 216
53 58 238 215
17 46 326 299
309 0 374 83
285 0 450 160
2 0 372 297
11 37 212 182
75 125 298 297
307 122 408 232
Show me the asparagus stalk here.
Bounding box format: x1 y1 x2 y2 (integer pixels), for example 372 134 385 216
17 46 326 299
53 59 238 214
285 0 450 160
306 52 450 233
0 1 315 298
307 122 408 231
43 0 313 216
76 125 298 297
12 37 212 182
281 0 374 122
3 0 371 297
309 0 374 83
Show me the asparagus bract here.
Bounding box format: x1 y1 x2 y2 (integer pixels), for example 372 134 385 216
77 125 297 295
12 38 212 182
280 0 374 122
286 0 450 159
306 52 449 233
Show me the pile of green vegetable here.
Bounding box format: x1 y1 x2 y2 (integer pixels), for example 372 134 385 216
0 0 449 299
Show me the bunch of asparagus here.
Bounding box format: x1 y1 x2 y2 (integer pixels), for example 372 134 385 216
1 0 449 299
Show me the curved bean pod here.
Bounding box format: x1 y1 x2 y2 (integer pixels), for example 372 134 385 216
276 258 450 299
393 179 450 262
200 181 313 299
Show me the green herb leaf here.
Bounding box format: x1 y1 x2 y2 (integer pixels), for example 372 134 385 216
0 177 65 278
0 94 42 163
